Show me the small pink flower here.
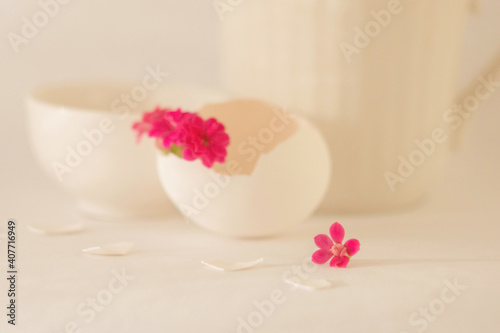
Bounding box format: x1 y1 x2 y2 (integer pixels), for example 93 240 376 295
132 107 166 141
132 107 230 168
180 115 230 168
132 107 196 148
312 222 360 268
153 110 195 149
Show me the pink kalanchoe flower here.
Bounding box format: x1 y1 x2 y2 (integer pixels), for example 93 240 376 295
312 222 360 268
151 109 195 149
180 115 230 168
132 107 196 148
132 107 167 142
132 106 230 168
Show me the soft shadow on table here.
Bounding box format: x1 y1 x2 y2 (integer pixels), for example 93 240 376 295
222 257 500 271
350 258 499 268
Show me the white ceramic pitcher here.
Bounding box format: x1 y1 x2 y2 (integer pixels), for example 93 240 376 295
220 0 496 212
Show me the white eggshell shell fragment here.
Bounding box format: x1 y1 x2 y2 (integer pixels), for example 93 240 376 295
82 242 135 256
157 100 331 238
27 223 84 235
201 258 264 272
284 278 333 291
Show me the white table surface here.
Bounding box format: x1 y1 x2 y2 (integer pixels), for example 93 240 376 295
1 1 500 332
0 87 498 333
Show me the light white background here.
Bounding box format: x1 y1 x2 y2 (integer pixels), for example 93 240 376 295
1 0 221 216
0 0 499 215
0 1 499 332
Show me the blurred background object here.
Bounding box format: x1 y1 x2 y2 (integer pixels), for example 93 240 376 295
220 0 473 212
26 82 175 220
0 0 499 218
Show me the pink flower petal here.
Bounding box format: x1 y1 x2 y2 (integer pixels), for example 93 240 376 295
314 234 333 249
182 149 196 161
178 115 229 168
201 156 215 168
338 256 350 268
210 132 230 144
345 239 360 257
330 256 350 268
216 155 226 164
330 222 345 244
329 256 341 267
132 122 151 142
312 249 332 264
204 118 223 134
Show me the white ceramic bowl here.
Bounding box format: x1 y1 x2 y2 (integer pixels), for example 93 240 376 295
26 82 226 220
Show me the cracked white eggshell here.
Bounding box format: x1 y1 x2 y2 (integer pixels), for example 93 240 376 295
157 103 331 238
201 258 264 271
82 242 135 256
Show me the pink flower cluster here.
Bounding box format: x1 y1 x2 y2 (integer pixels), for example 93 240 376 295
312 222 360 268
132 107 230 168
